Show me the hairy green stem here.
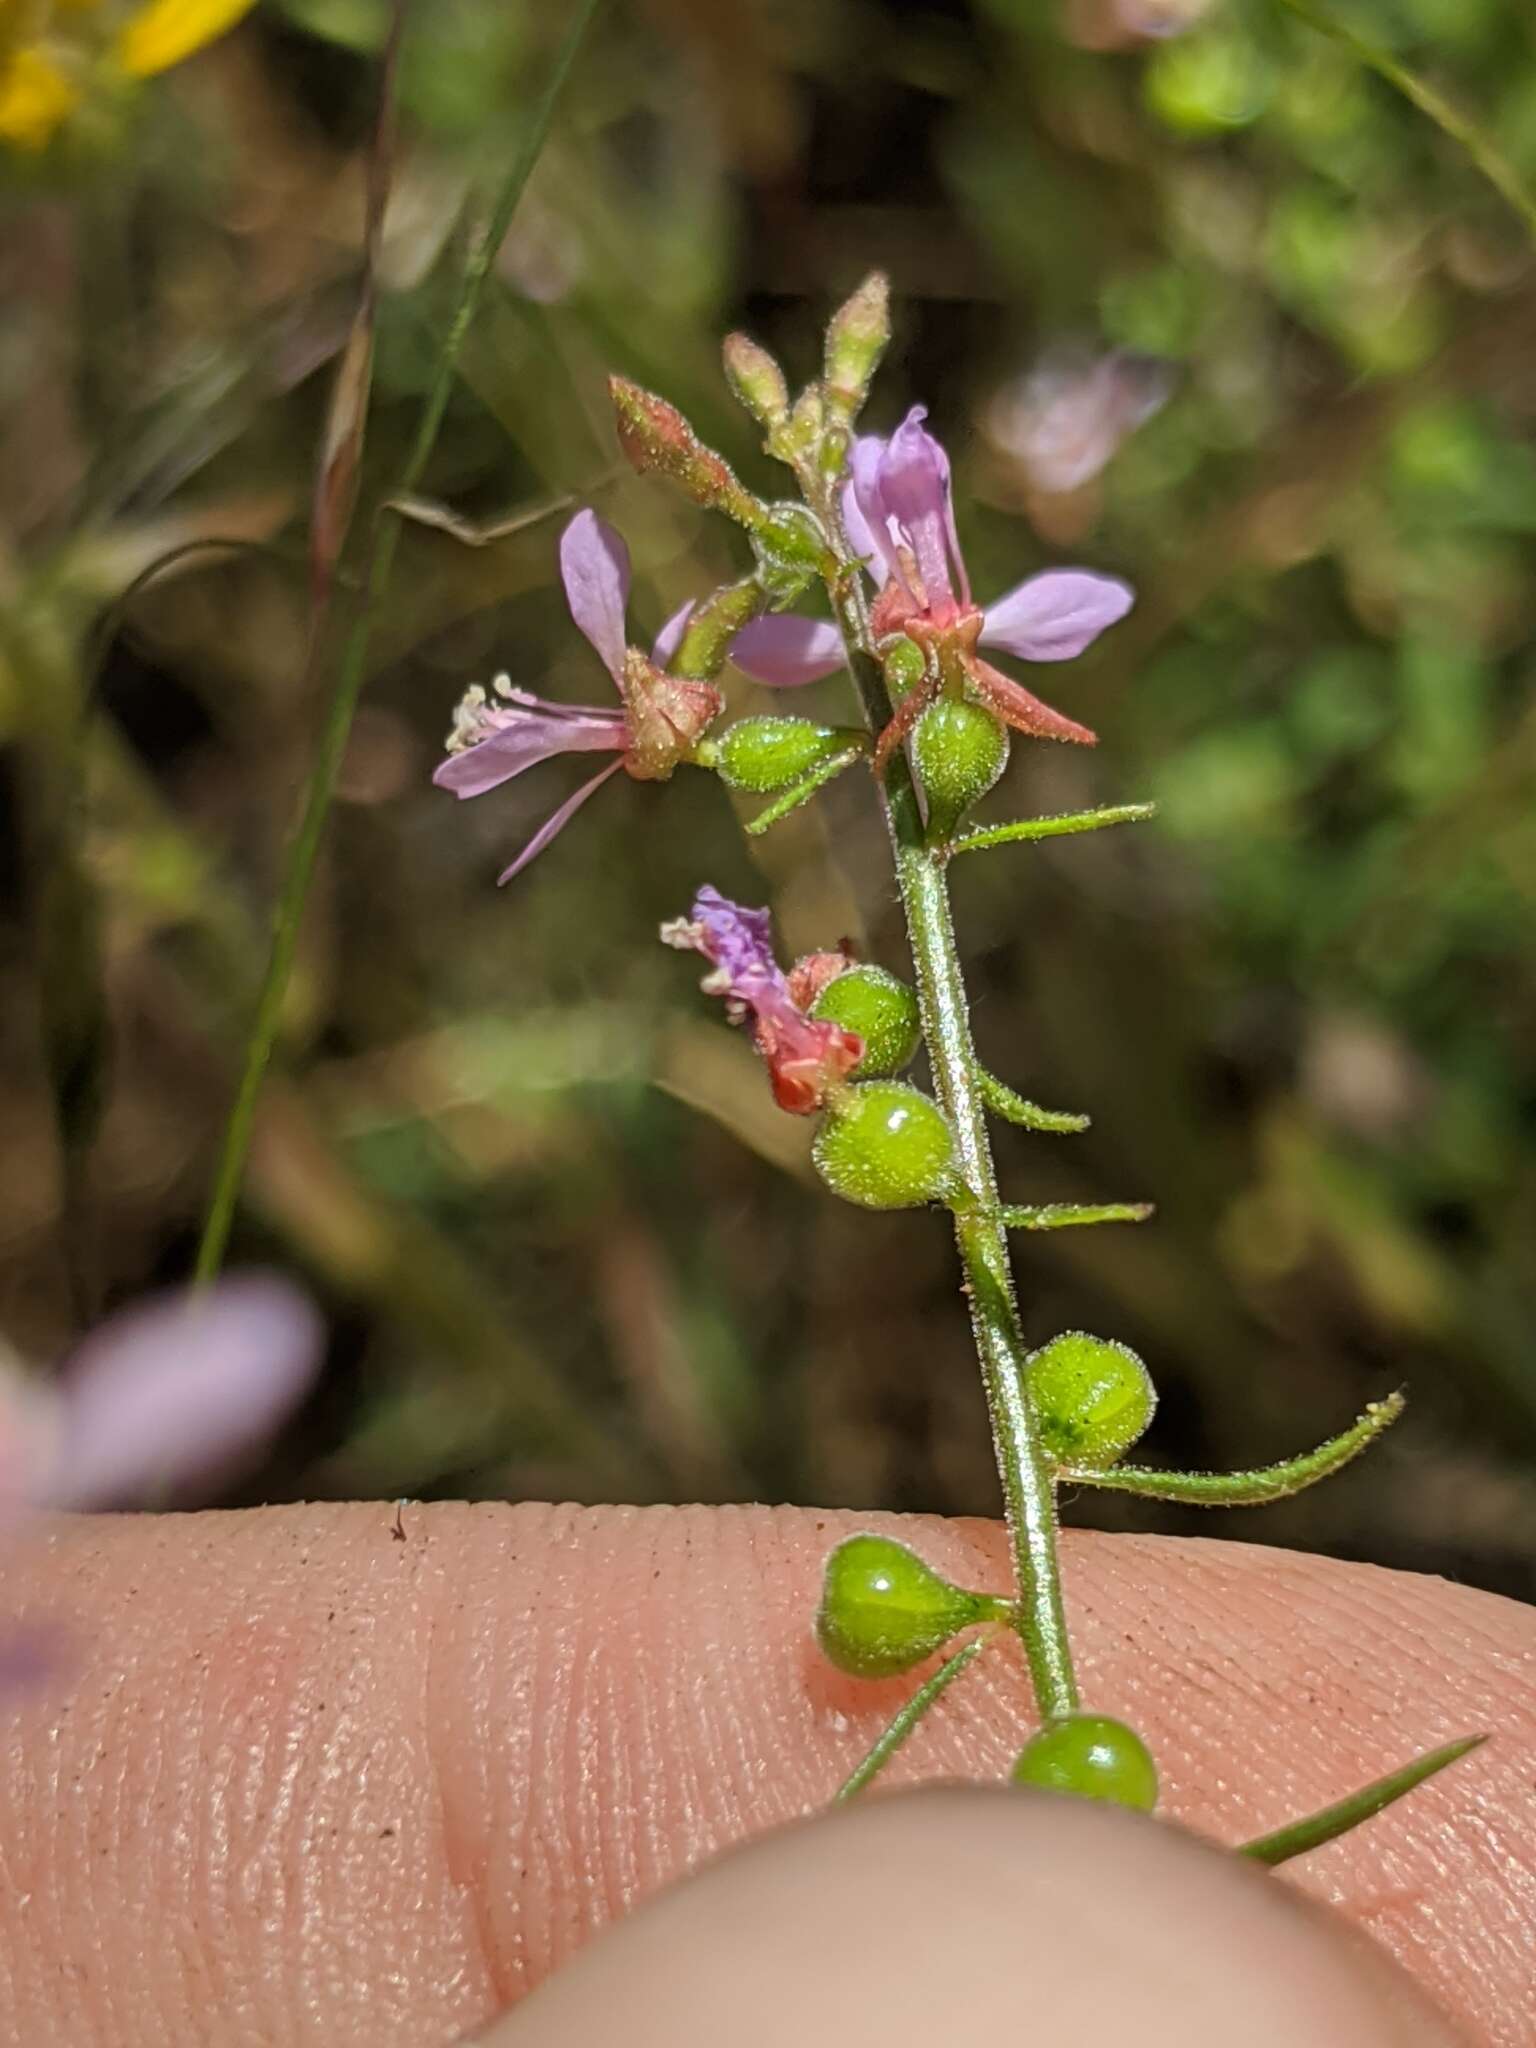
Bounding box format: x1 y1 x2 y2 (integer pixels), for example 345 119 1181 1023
193 0 602 1285
822 558 1079 1720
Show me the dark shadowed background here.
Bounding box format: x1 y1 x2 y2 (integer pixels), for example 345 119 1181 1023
4 0 1536 1599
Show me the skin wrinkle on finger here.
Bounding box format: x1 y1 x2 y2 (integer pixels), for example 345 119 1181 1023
0 1502 1527 2046
497 1787 1468 2048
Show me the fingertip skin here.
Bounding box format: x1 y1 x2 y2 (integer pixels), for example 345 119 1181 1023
0 1503 1531 2045
498 1787 1471 2048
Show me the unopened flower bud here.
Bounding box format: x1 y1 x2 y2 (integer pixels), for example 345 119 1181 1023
913 700 1010 840
1010 1713 1159 1811
810 965 921 1079
723 332 790 430
768 384 826 468
824 271 891 423
609 376 763 528
813 1081 956 1210
817 1534 1001 1678
1025 1330 1155 1469
716 717 851 793
675 577 764 680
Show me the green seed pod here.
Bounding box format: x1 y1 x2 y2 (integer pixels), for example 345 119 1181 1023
881 635 926 702
913 699 1010 840
813 1081 956 1210
810 965 921 1078
716 717 847 794
1025 1331 1156 1470
1010 1713 1159 1811
817 1534 994 1678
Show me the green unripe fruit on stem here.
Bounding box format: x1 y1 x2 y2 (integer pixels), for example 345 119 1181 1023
817 1535 1001 1678
1025 1330 1156 1470
813 1082 956 1210
913 699 1010 840
810 965 921 1078
1011 1713 1159 1811
715 717 847 793
882 636 927 702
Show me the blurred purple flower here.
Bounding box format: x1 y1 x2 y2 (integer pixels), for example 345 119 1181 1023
662 886 862 1115
0 1272 322 1517
988 347 1173 495
434 509 719 883
729 407 1132 769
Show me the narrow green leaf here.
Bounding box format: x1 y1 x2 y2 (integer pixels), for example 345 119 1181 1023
950 802 1156 858
1240 1734 1487 1868
1000 1202 1153 1231
1064 1393 1406 1505
744 745 863 834
1274 0 1536 245
193 0 604 1286
977 1067 1090 1135
833 1637 989 1804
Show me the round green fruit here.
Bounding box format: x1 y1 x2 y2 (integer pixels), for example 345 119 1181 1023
1025 1330 1155 1470
817 1535 994 1679
810 965 921 1079
882 636 927 702
1010 1713 1159 1811
913 699 1009 839
716 717 845 793
813 1082 956 1210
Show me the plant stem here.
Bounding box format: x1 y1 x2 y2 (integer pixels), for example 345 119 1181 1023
193 0 602 1285
823 559 1079 1720
833 1638 989 1802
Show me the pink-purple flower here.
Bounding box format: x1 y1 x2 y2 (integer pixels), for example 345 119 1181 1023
0 1273 322 1517
662 886 862 1115
729 406 1133 770
434 509 721 882
0 1273 322 1695
988 348 1173 496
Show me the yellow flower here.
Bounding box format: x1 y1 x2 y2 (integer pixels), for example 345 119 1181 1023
0 0 258 154
0 44 79 149
116 0 258 81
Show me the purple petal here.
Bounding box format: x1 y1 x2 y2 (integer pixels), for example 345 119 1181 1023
981 569 1134 662
433 709 627 799
45 1274 323 1510
844 437 896 580
559 509 631 681
729 614 847 688
877 406 966 609
652 600 694 670
497 757 625 884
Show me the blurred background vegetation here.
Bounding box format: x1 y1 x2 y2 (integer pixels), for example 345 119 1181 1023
4 0 1536 1598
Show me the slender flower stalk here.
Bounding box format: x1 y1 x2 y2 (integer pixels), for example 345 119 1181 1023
464 274 1483 1848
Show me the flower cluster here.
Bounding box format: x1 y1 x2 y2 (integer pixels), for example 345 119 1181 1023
436 411 1134 872
732 405 1133 770
660 886 862 1115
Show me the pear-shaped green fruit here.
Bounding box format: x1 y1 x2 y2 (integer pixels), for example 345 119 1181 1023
1011 1713 1159 1811
813 1082 956 1210
913 699 1009 840
817 1535 996 1678
716 717 846 793
1026 1331 1155 1469
810 965 921 1078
